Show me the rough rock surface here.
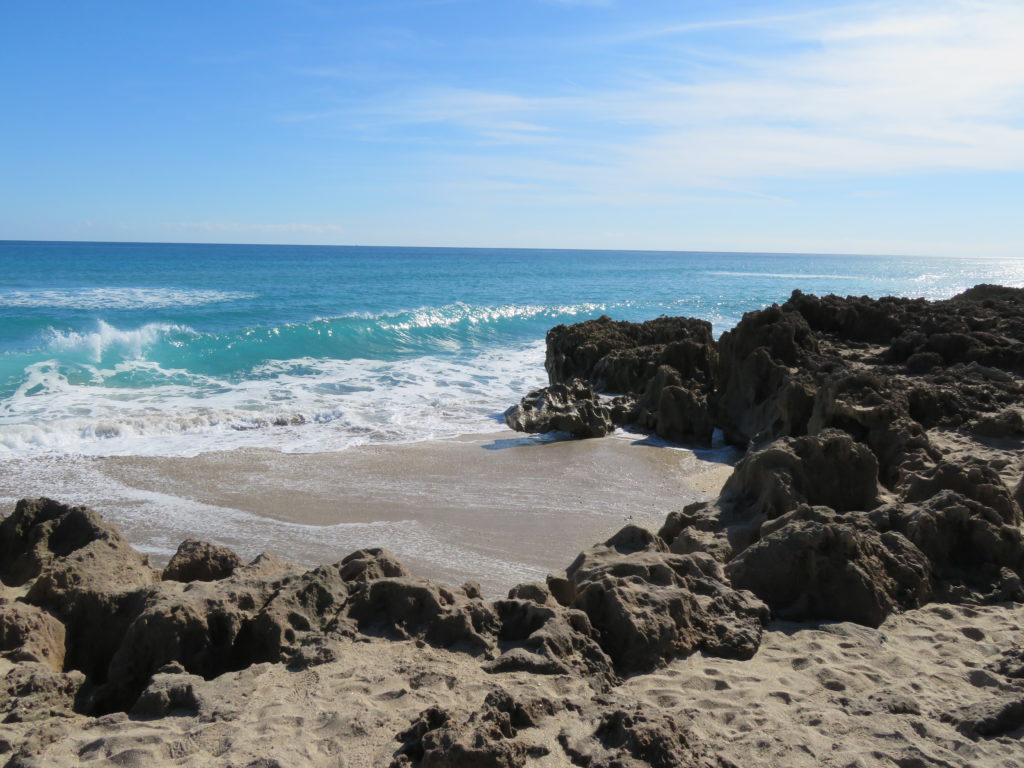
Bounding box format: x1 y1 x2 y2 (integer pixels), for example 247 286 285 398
508 315 718 444
162 539 243 583
0 602 66 672
580 286 1024 627
558 703 715 768
559 526 768 674
725 506 932 626
0 498 156 591
503 379 614 438
718 430 883 523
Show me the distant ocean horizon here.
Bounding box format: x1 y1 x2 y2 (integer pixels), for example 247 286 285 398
2 239 1022 458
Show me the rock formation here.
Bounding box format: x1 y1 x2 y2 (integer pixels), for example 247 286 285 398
508 314 718 444
507 286 1024 628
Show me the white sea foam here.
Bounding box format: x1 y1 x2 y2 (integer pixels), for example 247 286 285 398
0 287 255 310
0 342 548 457
44 321 194 363
371 302 612 330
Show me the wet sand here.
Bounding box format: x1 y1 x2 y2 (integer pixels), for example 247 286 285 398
0 431 737 597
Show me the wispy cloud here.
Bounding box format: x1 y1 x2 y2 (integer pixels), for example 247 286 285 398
324 0 1024 199
611 5 858 41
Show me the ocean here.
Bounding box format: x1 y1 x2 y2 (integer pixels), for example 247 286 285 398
2 240 1022 459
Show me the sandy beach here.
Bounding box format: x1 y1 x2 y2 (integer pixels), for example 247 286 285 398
0 430 737 597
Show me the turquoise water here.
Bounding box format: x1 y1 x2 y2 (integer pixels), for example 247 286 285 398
1 240 1021 456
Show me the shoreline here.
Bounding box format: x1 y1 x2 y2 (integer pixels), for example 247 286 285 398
0 429 737 598
2 287 1023 766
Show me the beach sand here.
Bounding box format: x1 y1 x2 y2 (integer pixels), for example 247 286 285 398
8 601 1020 767
0 430 737 597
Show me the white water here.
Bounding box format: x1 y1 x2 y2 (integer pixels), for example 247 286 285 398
0 342 548 457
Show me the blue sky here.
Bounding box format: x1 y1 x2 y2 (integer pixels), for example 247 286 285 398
2 0 1023 256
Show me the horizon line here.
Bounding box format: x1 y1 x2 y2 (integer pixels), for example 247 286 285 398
0 237 968 261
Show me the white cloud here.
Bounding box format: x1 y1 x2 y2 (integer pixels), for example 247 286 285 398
342 0 1024 196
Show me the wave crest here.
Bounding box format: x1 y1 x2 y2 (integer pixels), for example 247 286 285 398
46 321 196 364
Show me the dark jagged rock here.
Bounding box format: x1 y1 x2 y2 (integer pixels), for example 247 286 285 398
725 506 932 627
782 289 908 344
544 315 715 392
884 491 1024 594
162 539 243 583
506 315 717 445
643 368 715 445
718 430 883 524
898 460 1022 526
715 306 820 446
563 526 768 674
807 373 939 488
503 380 613 438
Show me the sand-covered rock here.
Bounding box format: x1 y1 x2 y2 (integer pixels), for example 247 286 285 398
162 539 243 583
0 602 65 673
345 578 499 654
0 498 156 591
487 597 615 686
725 506 932 626
561 526 768 674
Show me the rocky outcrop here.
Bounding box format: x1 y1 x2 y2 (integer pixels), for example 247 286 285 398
718 430 883 523
509 286 1024 629
487 596 615 686
556 526 767 675
0 602 65 672
503 380 614 438
509 285 1024 451
558 704 714 768
715 306 820 446
162 539 243 583
544 315 716 393
345 578 498 655
505 314 718 444
0 498 156 591
725 506 932 626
